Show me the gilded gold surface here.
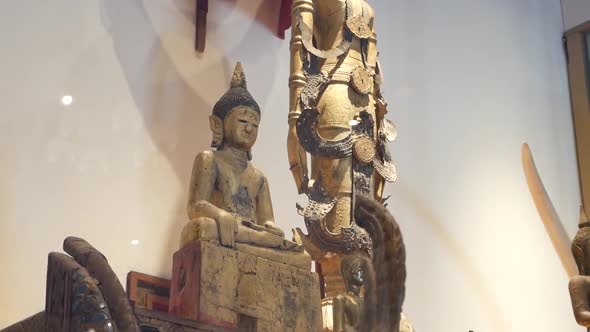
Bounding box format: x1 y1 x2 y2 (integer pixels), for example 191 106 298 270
353 136 376 164
350 66 374 95
289 0 382 247
288 0 386 301
346 16 372 39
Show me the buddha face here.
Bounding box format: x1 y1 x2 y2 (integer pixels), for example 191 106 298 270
349 264 364 287
223 106 260 151
342 257 365 289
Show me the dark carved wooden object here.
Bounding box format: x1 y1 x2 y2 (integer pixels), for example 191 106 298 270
136 309 237 332
195 0 208 52
63 236 139 331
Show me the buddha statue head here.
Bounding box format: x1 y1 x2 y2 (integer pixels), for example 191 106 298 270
210 62 261 160
341 254 367 295
336 253 377 330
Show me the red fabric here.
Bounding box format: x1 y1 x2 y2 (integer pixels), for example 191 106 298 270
277 0 292 39
196 0 290 52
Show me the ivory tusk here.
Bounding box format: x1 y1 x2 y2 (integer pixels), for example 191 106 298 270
522 143 577 278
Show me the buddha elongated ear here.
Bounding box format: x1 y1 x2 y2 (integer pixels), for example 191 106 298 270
209 115 223 148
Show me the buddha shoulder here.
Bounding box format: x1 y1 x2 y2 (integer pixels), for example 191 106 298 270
193 150 217 171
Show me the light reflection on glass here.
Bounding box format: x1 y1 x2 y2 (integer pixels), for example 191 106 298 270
61 95 73 106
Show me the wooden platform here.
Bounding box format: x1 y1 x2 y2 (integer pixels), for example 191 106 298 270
169 240 323 332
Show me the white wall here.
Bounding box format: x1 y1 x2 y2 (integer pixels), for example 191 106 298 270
0 1 581 331
562 0 590 30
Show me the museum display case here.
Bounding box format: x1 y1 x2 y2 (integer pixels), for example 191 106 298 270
0 1 587 331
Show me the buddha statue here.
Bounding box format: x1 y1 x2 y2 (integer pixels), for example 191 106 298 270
333 254 374 332
333 252 415 332
180 63 300 251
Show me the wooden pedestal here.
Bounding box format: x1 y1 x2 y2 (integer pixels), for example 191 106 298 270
169 240 322 331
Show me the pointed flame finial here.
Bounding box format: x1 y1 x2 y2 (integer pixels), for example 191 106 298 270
230 62 247 89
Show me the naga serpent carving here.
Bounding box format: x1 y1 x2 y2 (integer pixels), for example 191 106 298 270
295 195 407 331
